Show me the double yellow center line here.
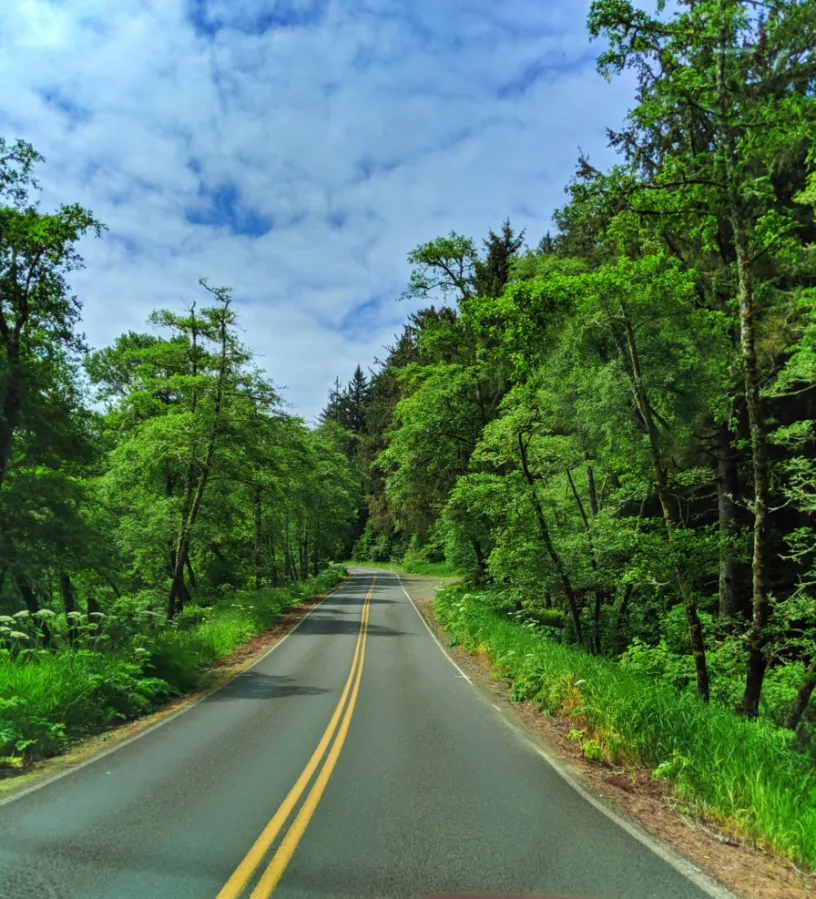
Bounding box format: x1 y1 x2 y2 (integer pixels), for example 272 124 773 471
216 576 376 899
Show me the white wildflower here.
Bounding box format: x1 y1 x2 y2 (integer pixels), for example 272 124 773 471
33 609 56 618
12 610 30 619
9 631 29 640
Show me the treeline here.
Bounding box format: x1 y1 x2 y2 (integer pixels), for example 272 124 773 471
329 0 816 733
0 138 360 639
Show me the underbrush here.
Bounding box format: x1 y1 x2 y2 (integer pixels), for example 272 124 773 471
347 559 463 577
435 584 816 870
0 566 345 764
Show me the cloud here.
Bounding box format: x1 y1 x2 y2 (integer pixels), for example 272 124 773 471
0 0 637 421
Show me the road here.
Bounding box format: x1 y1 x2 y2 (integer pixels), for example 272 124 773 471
0 570 725 899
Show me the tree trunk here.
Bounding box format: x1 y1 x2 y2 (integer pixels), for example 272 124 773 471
254 484 263 589
168 550 190 618
14 571 39 614
283 512 295 581
566 467 606 654
472 539 488 583
518 432 584 646
14 571 51 646
733 218 771 716
299 536 309 581
209 543 226 564
59 572 78 644
619 310 710 701
717 420 741 621
593 591 603 653
713 28 771 717
101 572 121 598
185 556 197 591
785 657 816 731
312 524 319 578
615 583 634 636
167 302 230 620
0 348 22 490
269 543 279 587
586 462 599 517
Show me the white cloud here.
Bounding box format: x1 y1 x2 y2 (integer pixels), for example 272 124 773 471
1 0 636 421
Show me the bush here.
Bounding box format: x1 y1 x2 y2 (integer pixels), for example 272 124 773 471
0 566 346 763
0 651 172 757
435 584 816 869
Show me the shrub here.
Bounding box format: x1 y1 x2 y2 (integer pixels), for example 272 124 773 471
0 566 346 763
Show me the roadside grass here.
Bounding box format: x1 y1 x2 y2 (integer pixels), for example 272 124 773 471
436 584 816 870
0 566 346 765
344 559 463 578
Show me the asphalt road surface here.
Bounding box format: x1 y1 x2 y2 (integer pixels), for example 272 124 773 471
0 570 726 899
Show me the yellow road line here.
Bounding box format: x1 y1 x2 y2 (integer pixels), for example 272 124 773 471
216 575 375 899
249 582 371 899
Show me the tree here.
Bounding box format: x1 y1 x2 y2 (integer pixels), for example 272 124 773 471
474 219 526 299
0 140 102 490
588 0 816 715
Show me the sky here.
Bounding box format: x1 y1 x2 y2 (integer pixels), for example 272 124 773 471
1 0 638 422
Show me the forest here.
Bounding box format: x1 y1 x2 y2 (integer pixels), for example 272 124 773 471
0 139 360 760
3 0 816 872
324 0 816 864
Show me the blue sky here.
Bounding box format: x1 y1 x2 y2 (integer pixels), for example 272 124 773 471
1 0 637 421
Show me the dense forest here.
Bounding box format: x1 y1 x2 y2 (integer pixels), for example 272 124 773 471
330 0 816 737
0 138 360 758
3 0 816 867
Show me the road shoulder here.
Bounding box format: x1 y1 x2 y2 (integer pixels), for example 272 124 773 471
399 572 815 899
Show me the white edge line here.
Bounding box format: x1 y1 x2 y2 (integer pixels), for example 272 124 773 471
392 569 735 899
392 571 472 684
0 575 356 809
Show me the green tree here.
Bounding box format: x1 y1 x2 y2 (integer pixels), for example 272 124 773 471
0 139 102 489
588 0 816 715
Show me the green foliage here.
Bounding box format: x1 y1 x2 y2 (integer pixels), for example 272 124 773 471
0 139 361 766
436 586 816 867
337 0 816 729
0 567 345 761
346 558 462 578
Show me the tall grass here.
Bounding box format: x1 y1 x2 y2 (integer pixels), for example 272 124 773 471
0 567 345 763
436 585 816 869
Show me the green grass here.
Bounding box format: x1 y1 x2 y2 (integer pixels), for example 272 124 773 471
345 559 463 577
0 652 172 758
436 584 816 870
0 566 346 764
